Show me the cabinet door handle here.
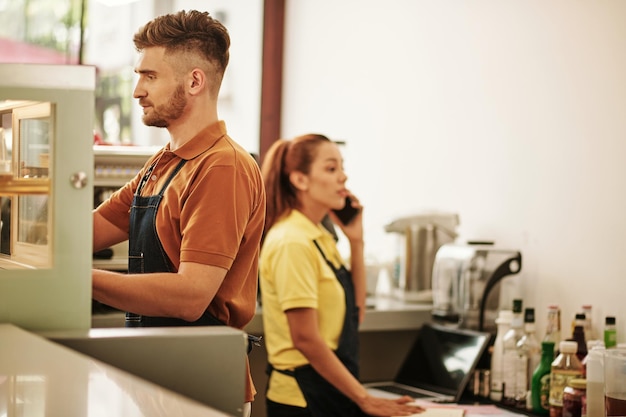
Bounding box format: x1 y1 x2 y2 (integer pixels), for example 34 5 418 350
70 171 88 189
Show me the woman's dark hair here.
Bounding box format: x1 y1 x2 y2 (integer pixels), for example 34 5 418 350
261 134 332 237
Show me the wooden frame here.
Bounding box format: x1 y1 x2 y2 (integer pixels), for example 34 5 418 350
3 101 54 268
259 0 285 163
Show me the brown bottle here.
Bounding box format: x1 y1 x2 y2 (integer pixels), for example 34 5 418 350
571 325 587 362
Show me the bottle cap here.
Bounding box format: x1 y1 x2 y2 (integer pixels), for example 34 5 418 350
495 310 513 324
524 307 535 323
575 313 586 320
560 340 578 353
606 316 616 325
512 299 523 314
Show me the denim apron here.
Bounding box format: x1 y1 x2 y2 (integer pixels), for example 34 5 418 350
125 158 224 328
268 239 364 417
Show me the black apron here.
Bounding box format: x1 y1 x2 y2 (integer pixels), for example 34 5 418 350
125 158 224 328
269 239 364 417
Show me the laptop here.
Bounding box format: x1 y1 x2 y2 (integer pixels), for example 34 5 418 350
365 322 491 403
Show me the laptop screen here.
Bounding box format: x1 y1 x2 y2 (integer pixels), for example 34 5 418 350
395 323 491 397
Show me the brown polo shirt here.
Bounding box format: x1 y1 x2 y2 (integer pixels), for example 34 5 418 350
96 121 265 401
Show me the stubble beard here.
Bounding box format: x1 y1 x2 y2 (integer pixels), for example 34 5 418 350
142 83 187 128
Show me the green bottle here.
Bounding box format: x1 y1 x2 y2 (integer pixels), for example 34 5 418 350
531 341 555 415
604 316 617 348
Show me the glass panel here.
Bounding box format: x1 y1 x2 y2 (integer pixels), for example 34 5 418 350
16 107 51 268
0 101 53 269
0 197 10 256
0 115 11 175
0 112 13 256
17 195 49 245
18 117 50 179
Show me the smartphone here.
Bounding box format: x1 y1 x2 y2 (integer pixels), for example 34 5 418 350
332 197 360 225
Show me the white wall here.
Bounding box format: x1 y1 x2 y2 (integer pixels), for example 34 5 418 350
281 0 626 341
176 0 263 153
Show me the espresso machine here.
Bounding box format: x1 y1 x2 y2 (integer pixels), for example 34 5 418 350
430 242 522 333
92 145 160 271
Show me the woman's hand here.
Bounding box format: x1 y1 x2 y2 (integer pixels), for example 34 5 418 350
328 192 363 243
356 394 425 416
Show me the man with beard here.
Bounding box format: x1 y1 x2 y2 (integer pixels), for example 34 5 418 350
91 10 265 415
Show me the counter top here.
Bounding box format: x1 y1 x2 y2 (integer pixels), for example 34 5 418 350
0 324 233 417
91 296 435 332
244 296 434 334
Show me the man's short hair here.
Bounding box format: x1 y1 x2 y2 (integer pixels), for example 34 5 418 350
133 9 230 89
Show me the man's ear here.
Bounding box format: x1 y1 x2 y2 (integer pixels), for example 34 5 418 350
289 171 308 191
188 69 205 94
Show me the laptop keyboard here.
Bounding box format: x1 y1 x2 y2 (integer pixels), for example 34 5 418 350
374 385 433 399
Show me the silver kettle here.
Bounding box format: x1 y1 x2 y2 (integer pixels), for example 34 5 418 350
384 212 459 300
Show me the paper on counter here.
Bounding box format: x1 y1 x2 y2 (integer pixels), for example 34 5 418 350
396 402 528 417
460 404 527 416
394 403 465 417
415 408 464 417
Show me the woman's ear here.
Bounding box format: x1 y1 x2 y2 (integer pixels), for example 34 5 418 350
289 171 308 191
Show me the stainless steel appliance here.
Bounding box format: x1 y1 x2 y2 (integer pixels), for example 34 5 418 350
384 212 459 302
92 145 160 271
430 243 522 333
91 145 160 325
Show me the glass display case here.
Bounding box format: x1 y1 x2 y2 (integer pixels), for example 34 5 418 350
0 63 95 331
0 101 53 268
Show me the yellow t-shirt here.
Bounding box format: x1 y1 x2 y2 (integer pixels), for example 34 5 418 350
260 209 347 407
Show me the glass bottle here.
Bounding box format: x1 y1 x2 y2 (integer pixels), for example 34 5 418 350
548 340 583 417
544 305 561 354
562 378 586 417
531 340 555 415
571 325 587 362
517 307 541 409
490 309 513 402
502 299 524 406
571 313 587 338
581 339 604 377
605 316 617 348
581 304 593 340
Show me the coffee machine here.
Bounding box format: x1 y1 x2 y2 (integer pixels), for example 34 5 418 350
92 145 159 271
430 242 522 333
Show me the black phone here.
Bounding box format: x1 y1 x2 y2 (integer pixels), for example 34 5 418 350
332 197 359 225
